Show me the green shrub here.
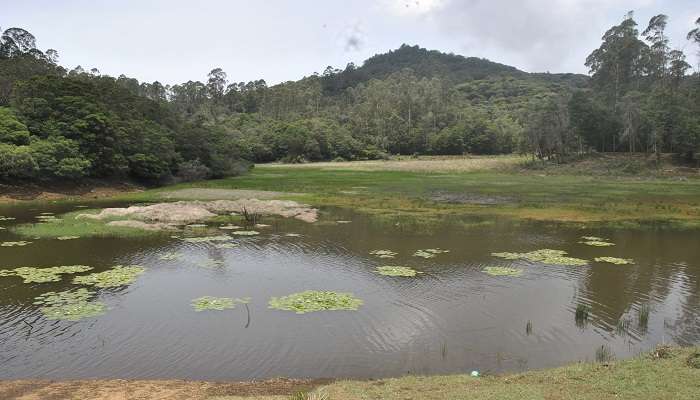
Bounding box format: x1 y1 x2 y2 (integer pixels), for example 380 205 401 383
0 143 37 179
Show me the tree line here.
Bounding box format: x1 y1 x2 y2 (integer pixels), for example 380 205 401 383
1 12 699 184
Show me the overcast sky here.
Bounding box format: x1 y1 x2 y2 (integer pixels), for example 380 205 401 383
3 0 699 85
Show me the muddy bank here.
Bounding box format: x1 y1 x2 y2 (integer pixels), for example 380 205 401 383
0 181 144 203
0 378 330 400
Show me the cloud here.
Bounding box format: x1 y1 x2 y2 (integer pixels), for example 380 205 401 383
341 23 366 52
388 0 662 72
382 0 446 16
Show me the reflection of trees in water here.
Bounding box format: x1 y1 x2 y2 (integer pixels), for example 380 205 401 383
578 230 700 342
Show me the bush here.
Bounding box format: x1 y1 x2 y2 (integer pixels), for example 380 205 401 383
29 137 90 180
0 143 37 179
176 159 211 182
0 107 31 145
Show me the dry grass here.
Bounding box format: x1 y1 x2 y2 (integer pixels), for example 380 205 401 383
261 155 527 173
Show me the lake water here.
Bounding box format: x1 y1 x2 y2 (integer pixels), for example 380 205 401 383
0 202 698 380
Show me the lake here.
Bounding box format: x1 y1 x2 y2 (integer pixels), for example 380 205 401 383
1 202 698 380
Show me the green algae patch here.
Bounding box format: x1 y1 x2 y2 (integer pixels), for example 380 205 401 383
232 230 260 236
1 241 32 247
376 266 423 277
269 290 363 314
413 248 450 259
191 296 250 311
492 249 588 266
182 235 231 243
11 265 92 283
73 265 145 288
483 266 523 277
370 250 398 259
595 257 634 265
33 288 106 321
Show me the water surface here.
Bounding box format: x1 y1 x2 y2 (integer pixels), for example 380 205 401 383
0 202 698 380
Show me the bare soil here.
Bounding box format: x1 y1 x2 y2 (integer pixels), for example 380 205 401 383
0 378 330 400
0 181 144 203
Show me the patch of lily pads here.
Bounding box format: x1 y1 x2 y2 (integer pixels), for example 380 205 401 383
33 288 106 321
1 241 32 247
492 249 588 266
376 266 423 277
73 265 145 288
191 296 250 311
483 266 523 277
5 265 93 283
269 290 363 314
159 252 183 261
370 249 398 259
57 236 80 240
0 216 16 221
579 236 615 247
219 225 241 230
595 257 634 265
413 248 450 259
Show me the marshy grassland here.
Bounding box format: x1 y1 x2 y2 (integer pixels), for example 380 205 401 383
116 155 700 231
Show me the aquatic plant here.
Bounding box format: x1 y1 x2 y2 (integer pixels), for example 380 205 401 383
493 249 588 266
638 304 650 330
483 266 523 277
376 266 423 277
182 235 231 243
413 248 450 259
269 290 363 314
73 265 145 288
595 257 634 265
580 240 615 247
191 296 250 311
370 249 398 259
57 236 80 240
1 241 32 247
575 304 590 327
12 265 92 283
214 243 238 249
336 220 352 224
33 288 106 321
255 223 271 228
0 216 16 221
186 224 207 228
581 236 608 242
285 233 302 237
232 230 260 236
595 344 615 363
36 215 57 220
197 259 225 268
158 252 183 261
526 320 533 335
0 269 13 277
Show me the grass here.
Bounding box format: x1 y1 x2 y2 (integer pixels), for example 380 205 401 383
118 158 700 230
304 346 700 400
11 209 162 238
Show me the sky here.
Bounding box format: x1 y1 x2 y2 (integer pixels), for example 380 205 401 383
3 0 699 86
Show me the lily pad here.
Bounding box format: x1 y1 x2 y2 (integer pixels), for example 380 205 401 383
191 296 250 311
0 269 16 277
73 265 145 288
1 241 32 247
254 224 271 228
214 243 238 249
336 220 352 224
12 265 92 283
269 290 363 314
376 266 423 277
284 233 302 237
595 257 634 265
219 225 242 230
581 236 608 242
57 236 80 240
370 249 398 259
186 224 208 228
0 216 16 221
413 248 449 259
492 249 588 266
33 288 106 321
483 266 523 277
159 252 183 261
232 230 260 236
580 240 615 247
182 235 231 243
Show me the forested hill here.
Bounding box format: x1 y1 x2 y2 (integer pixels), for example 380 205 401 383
2 12 700 185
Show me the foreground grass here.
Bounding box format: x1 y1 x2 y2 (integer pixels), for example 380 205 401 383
11 210 160 238
309 347 700 400
130 161 700 229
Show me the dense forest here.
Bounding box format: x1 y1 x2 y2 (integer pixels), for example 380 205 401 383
1 12 699 183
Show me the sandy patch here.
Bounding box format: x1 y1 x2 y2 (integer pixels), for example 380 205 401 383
78 200 318 226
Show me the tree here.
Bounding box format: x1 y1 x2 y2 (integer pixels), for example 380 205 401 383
207 68 227 99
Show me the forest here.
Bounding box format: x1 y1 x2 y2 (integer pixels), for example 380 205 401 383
1 12 699 184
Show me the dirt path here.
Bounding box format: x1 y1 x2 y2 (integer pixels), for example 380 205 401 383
0 378 329 400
